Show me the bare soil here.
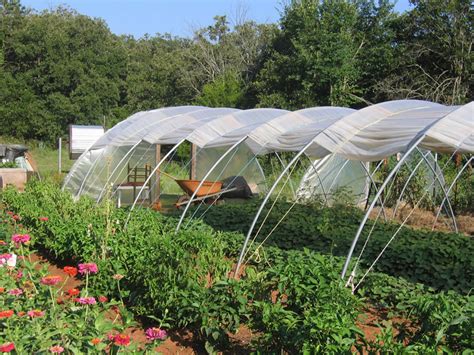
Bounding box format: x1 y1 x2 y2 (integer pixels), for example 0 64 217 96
370 204 474 235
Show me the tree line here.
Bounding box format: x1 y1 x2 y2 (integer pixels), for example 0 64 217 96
0 0 472 144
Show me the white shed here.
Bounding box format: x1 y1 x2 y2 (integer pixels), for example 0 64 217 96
69 125 104 159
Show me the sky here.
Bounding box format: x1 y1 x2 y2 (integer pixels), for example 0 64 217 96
20 0 412 38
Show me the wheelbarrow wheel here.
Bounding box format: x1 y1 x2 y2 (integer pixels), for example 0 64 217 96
175 195 190 209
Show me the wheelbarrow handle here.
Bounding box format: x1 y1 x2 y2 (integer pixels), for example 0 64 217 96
156 169 179 181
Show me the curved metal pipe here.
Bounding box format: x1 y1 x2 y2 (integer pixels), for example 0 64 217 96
415 147 457 232
234 141 313 277
432 156 472 230
359 161 387 221
175 137 248 233
96 141 143 202
391 150 432 218
340 135 425 279
124 138 187 226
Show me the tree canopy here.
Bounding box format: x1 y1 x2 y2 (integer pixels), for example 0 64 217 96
0 0 472 144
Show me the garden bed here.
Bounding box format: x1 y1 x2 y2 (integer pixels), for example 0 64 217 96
1 181 472 353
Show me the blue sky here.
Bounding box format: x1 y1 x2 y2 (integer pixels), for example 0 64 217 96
21 0 412 38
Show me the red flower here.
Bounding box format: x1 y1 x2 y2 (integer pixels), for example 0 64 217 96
63 266 78 277
41 275 62 286
0 310 14 318
113 334 130 346
98 295 108 303
17 311 26 317
12 215 20 221
91 338 101 345
0 287 4 293
0 342 15 352
67 288 80 297
39 217 49 222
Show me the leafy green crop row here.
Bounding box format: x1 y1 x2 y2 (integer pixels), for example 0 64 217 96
196 201 474 293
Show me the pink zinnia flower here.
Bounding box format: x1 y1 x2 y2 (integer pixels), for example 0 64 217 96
78 263 98 275
11 234 30 244
75 297 96 305
27 309 45 318
41 275 62 286
0 253 12 266
145 327 167 341
49 345 64 353
8 288 23 297
39 217 49 222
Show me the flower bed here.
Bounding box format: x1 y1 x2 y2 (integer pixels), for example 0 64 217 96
0 214 166 352
1 181 472 353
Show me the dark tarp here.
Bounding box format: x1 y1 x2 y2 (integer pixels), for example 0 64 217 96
221 176 253 199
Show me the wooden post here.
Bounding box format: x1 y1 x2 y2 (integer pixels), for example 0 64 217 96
190 143 197 180
58 138 62 173
154 144 161 204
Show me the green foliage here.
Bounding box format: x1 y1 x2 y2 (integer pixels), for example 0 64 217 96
255 0 396 108
359 272 474 352
2 180 363 352
196 200 474 293
247 250 362 352
1 1 473 143
195 71 244 108
0 4 128 142
0 161 18 168
378 0 473 104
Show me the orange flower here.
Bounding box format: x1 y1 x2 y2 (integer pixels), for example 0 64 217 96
63 266 78 277
67 288 80 297
91 338 101 345
0 310 14 318
17 311 26 317
0 287 5 293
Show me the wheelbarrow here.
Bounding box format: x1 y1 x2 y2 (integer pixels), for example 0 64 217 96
158 170 236 208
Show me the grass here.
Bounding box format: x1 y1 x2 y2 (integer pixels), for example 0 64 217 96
0 136 74 178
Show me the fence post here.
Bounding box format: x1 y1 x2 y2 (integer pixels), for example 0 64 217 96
58 137 62 173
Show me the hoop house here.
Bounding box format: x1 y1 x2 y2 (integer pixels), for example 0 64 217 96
233 100 473 288
63 100 472 289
